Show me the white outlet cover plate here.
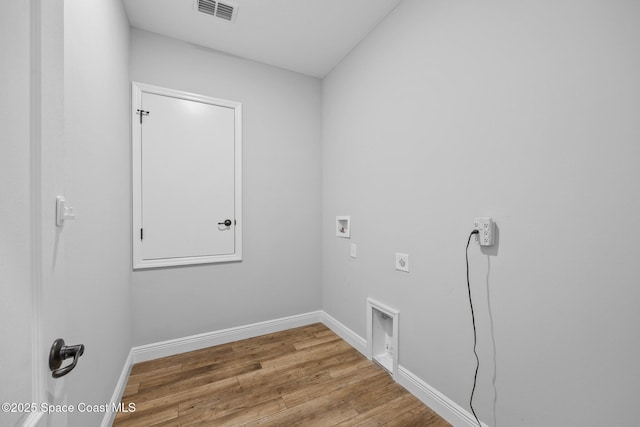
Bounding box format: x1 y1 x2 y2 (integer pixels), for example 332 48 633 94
395 253 409 272
474 217 495 246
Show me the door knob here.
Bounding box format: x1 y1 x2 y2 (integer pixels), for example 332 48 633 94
49 338 84 378
218 219 232 227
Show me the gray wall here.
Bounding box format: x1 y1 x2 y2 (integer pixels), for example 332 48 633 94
63 1 132 426
322 1 640 426
0 2 33 425
130 29 323 346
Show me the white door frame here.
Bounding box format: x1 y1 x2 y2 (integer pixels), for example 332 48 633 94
25 0 68 425
131 81 243 269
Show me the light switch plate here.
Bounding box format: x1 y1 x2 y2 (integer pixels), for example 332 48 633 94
395 253 409 272
351 243 357 258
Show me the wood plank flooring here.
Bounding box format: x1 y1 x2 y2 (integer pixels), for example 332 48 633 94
114 323 451 426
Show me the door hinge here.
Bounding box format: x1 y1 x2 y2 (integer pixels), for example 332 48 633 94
140 228 143 240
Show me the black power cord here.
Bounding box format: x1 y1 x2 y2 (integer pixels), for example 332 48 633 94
466 230 481 427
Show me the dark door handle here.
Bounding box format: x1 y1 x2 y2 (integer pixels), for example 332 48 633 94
218 219 232 227
49 338 85 378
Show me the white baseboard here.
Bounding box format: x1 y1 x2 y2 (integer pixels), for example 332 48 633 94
101 349 133 427
397 365 488 427
320 312 486 426
101 311 322 427
131 311 323 364
320 311 367 356
22 411 43 427
103 310 486 427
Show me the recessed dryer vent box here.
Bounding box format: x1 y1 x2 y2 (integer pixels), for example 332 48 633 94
336 216 351 238
367 298 399 378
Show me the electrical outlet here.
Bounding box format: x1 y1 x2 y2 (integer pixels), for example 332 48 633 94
474 217 495 246
395 253 409 272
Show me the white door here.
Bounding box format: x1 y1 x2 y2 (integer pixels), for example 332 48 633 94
132 83 243 269
39 1 79 425
141 91 236 259
0 1 76 426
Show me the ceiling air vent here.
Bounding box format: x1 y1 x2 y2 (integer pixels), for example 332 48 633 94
195 0 239 22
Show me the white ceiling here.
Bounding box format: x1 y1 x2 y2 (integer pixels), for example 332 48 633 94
123 0 403 78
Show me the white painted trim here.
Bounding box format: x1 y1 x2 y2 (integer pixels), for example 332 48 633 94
131 311 322 363
22 412 43 427
105 311 486 427
100 350 134 427
133 253 243 269
131 81 243 269
29 1 45 425
397 366 489 427
323 311 488 427
320 311 367 356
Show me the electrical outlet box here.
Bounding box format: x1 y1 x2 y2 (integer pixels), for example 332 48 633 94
474 217 495 246
395 253 409 272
